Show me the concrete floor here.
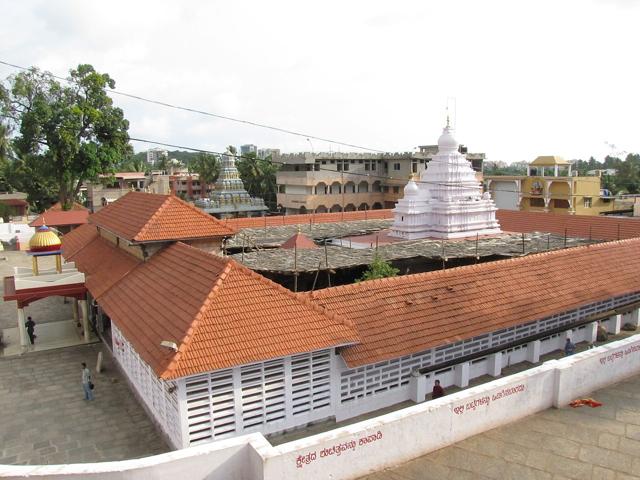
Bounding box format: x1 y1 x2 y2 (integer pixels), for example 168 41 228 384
0 343 169 465
0 251 169 465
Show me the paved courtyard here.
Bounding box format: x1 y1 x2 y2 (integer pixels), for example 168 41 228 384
0 343 169 465
361 373 640 480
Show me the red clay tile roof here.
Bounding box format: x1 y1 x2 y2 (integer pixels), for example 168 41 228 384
30 210 89 227
496 210 640 241
99 242 359 379
65 235 141 299
280 232 319 249
89 191 236 242
308 238 640 368
61 224 99 259
0 199 28 206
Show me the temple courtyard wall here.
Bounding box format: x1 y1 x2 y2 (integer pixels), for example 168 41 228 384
3 334 640 479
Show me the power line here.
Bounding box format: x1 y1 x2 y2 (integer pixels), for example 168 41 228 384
0 59 387 153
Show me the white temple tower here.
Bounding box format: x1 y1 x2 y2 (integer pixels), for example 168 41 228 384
390 122 501 239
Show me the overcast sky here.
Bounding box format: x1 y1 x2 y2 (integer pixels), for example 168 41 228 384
1 0 638 163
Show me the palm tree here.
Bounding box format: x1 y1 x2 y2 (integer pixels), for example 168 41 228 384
192 153 220 198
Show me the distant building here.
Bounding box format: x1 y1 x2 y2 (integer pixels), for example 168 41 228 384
86 173 148 212
195 149 268 218
257 148 280 159
0 192 29 218
276 146 484 215
240 144 257 156
485 156 617 215
146 148 168 165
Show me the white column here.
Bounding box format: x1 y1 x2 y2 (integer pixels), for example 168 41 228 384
232 367 244 434
587 321 598 343
526 340 541 363
72 299 79 325
79 299 89 343
176 378 190 449
609 314 622 335
284 356 294 422
410 372 428 403
17 307 28 348
488 352 502 377
454 362 470 388
629 309 640 328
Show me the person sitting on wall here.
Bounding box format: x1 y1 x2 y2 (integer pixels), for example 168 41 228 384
564 338 576 356
432 379 445 399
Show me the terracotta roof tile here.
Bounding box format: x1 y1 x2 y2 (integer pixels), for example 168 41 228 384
99 242 358 379
61 224 99 259
497 210 640 241
66 236 141 298
89 191 236 242
30 202 89 227
280 232 319 249
308 238 640 367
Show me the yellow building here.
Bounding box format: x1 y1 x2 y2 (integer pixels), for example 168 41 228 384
485 156 616 215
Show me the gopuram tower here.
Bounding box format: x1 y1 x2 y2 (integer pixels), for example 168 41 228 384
390 121 501 239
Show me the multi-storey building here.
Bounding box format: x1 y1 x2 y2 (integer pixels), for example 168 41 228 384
485 156 617 215
146 148 168 165
276 148 484 215
240 144 258 156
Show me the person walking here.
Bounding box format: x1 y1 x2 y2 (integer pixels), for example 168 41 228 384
82 362 94 401
25 316 36 345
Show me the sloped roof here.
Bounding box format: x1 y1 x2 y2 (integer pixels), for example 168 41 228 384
99 242 358 379
308 238 640 367
65 235 141 299
89 191 236 243
30 202 89 227
280 232 319 249
530 155 570 166
61 224 99 259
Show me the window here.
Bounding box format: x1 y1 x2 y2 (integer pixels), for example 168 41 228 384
530 197 545 208
393 186 400 194
553 199 570 209
393 163 401 171
584 197 592 208
371 162 376 171
337 163 342 172
412 162 418 173
343 162 349 171
365 163 370 171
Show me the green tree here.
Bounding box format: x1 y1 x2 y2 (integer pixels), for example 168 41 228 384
358 254 400 282
191 152 220 197
236 151 279 210
2 64 130 210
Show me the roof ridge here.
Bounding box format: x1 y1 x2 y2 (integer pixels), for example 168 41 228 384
311 237 640 297
134 194 173 242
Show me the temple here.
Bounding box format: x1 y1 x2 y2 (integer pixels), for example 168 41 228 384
390 122 501 239
195 149 268 218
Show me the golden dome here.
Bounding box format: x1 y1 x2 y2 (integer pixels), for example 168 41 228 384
29 225 62 252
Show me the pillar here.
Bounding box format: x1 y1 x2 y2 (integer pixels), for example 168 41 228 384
630 309 640 328
526 340 541 363
609 314 622 335
410 371 428 403
587 321 598 343
488 352 502 377
79 299 89 343
454 362 470 388
17 307 28 348
72 299 79 326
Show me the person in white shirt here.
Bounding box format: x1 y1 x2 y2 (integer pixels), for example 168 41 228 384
82 362 94 400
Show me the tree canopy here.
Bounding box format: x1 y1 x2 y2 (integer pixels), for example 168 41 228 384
1 64 131 210
236 151 279 210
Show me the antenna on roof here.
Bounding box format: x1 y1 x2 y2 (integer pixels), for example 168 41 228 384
160 340 178 352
